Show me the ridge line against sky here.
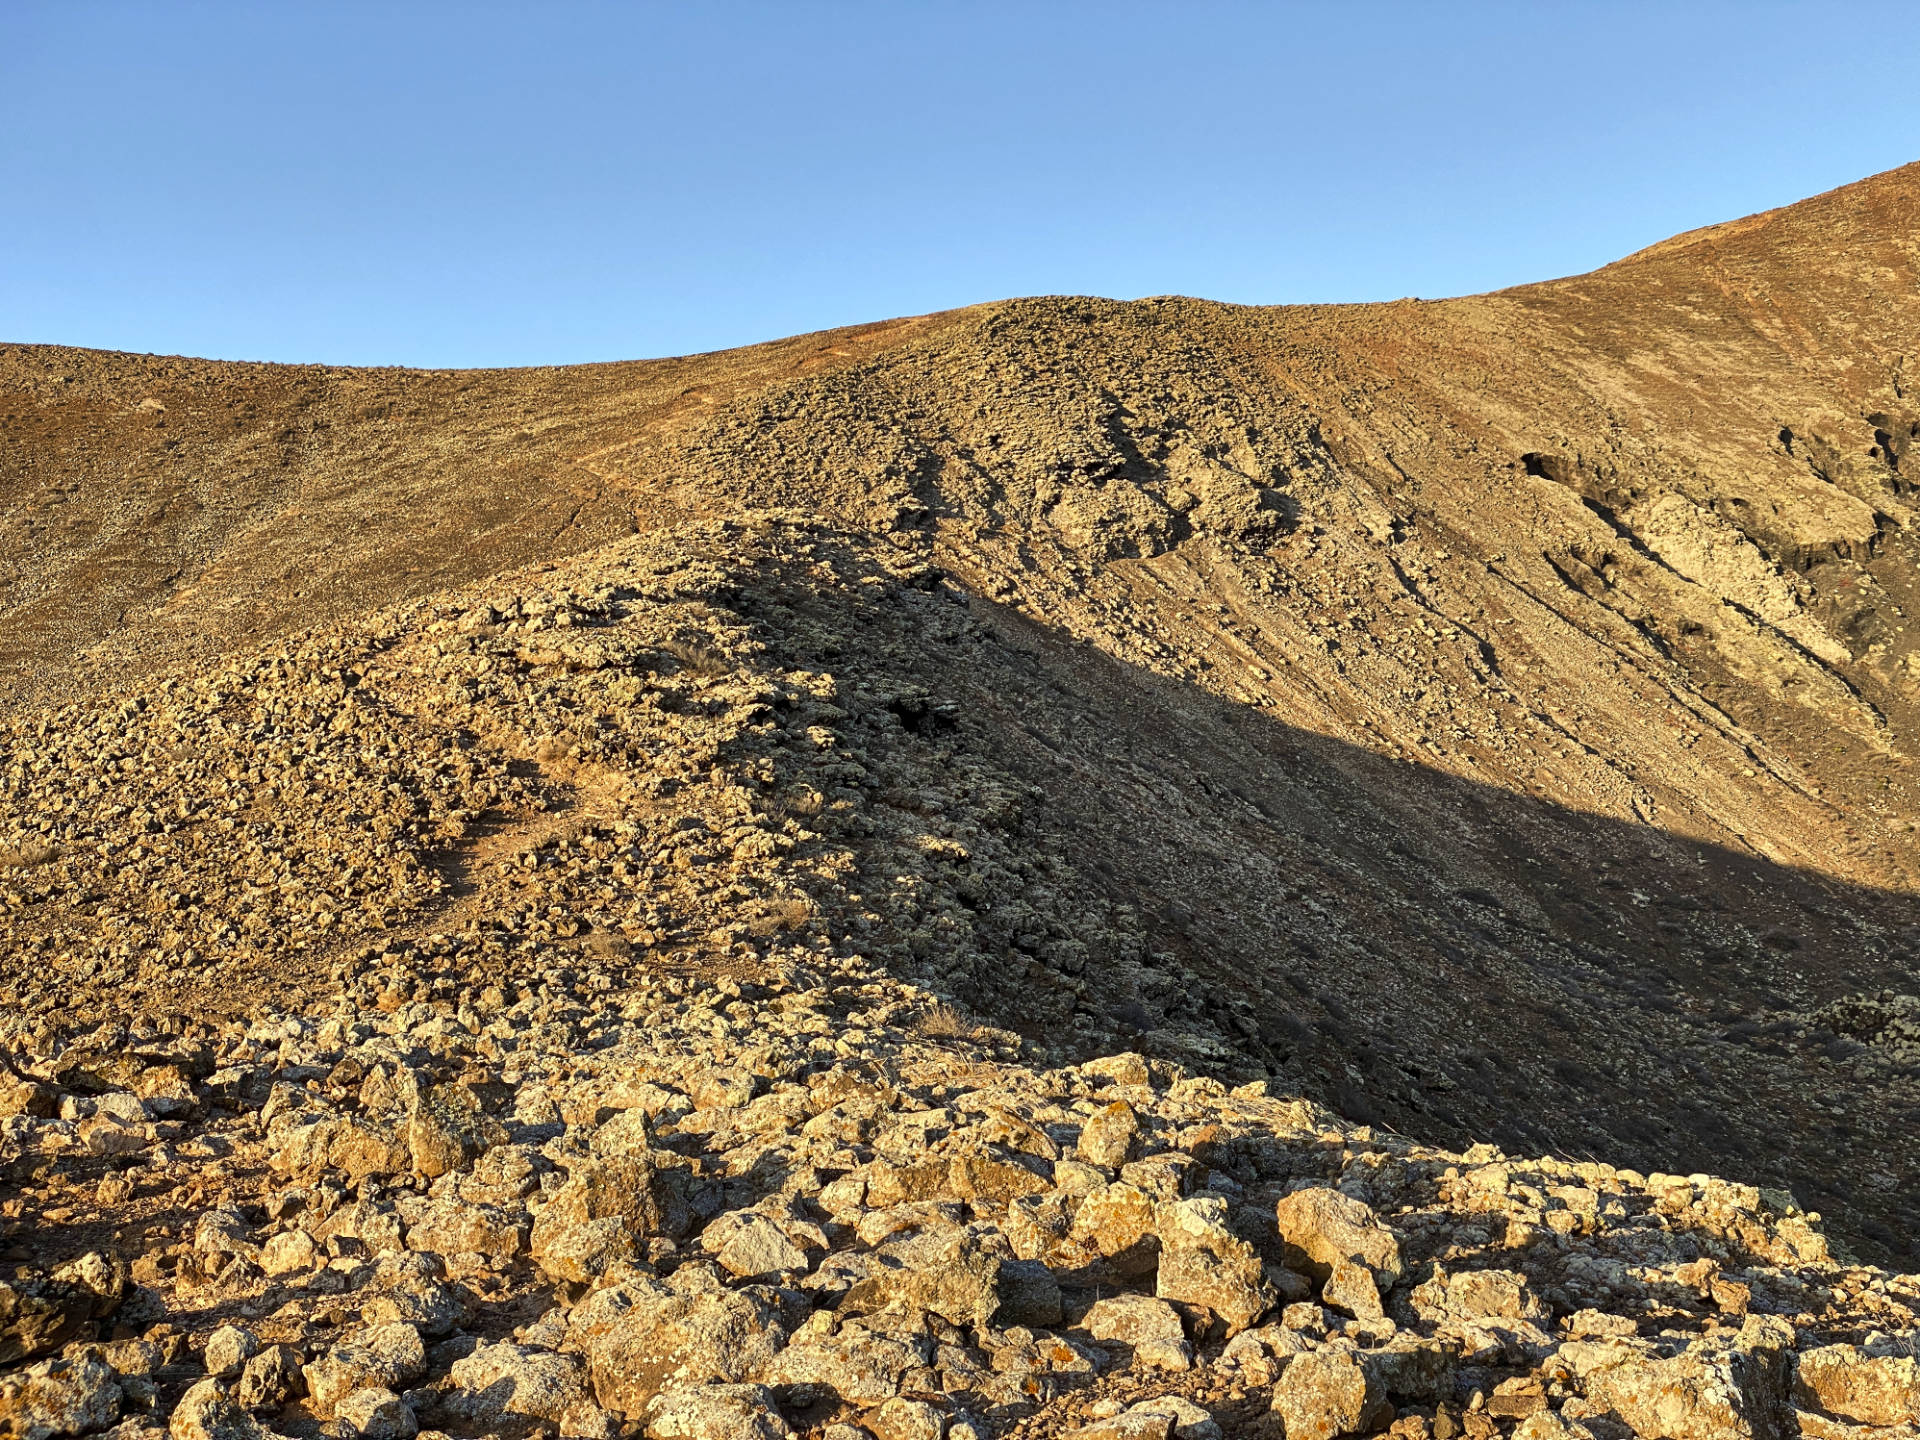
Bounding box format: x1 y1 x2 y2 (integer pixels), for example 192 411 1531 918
4 0 1918 369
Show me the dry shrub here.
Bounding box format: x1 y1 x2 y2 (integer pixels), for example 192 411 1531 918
914 1002 981 1040
748 897 814 938
660 638 732 676
0 839 59 869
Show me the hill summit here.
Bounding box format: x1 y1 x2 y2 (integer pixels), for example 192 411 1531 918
3 165 1920 1439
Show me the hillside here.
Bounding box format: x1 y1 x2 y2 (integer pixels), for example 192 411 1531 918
2 165 1919 1439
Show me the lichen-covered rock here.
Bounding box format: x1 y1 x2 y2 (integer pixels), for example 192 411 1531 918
0 1254 128 1365
565 1271 789 1417
0 1350 123 1438
643 1383 793 1439
445 1340 608 1438
1270 1349 1391 1440
1272 1187 1402 1290
529 1154 692 1283
1794 1345 1920 1429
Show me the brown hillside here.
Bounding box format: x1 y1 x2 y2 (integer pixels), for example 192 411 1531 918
5 161 1920 1280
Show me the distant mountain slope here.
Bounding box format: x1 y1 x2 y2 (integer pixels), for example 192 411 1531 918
5 163 1920 1262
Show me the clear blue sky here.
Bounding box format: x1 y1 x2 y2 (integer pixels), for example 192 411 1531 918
4 2 1915 369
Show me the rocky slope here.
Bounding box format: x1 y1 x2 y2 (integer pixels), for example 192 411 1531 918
2 167 1920 1437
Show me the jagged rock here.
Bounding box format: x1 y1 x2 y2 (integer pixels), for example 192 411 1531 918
0 1255 128 1365
1153 1196 1275 1334
301 1324 426 1420
0 1350 123 1437
333 1387 416 1440
1270 1349 1391 1440
564 1271 789 1417
642 1383 792 1439
444 1340 608 1438
1272 1187 1402 1290
1794 1345 1920 1429
529 1154 692 1283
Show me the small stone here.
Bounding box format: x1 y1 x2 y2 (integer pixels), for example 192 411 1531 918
202 1325 258 1381
643 1381 793 1438
336 1385 418 1439
236 1345 304 1412
867 1395 947 1440
1077 1101 1139 1168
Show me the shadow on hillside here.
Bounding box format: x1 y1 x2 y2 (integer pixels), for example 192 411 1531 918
749 537 1920 1267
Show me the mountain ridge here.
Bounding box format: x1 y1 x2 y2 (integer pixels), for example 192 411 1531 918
2 161 1920 1439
